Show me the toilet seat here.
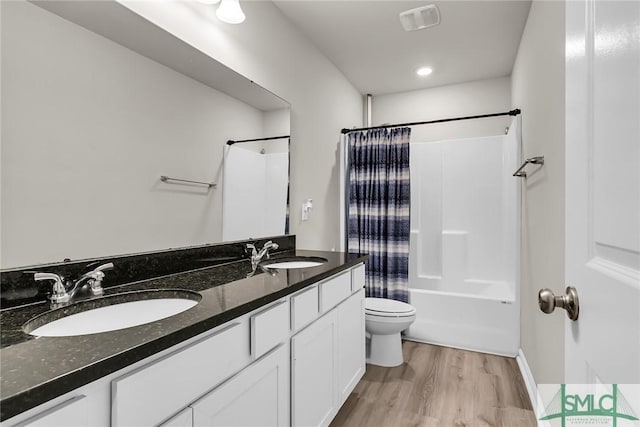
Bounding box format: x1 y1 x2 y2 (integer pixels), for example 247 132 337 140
365 297 416 318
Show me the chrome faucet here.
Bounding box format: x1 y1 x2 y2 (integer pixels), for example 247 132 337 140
246 241 279 270
34 262 114 305
33 273 69 304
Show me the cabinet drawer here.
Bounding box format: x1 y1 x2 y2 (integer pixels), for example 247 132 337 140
320 271 351 313
351 264 365 292
251 300 289 359
112 322 249 427
291 285 319 332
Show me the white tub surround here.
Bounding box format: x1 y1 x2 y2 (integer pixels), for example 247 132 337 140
405 118 521 357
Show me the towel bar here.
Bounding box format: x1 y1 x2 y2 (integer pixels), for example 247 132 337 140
160 175 217 189
513 156 544 178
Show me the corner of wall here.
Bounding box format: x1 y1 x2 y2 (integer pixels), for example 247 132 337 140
511 0 566 386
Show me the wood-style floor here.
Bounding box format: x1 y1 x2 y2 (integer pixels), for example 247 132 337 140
331 341 537 427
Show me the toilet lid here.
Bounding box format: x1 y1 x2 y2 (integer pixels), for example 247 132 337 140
365 297 416 317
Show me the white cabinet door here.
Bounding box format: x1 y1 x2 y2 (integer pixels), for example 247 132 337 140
337 289 365 406
291 309 338 427
12 396 88 427
159 408 192 427
192 344 289 427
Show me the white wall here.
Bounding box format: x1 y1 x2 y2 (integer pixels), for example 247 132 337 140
372 77 512 142
121 1 363 252
511 0 566 384
0 1 267 268
263 108 291 140
262 108 290 154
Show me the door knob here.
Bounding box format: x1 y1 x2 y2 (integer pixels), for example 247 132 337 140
538 286 579 321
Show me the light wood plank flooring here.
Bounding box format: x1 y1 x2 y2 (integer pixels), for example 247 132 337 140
331 341 536 427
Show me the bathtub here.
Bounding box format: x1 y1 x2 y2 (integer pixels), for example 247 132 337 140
404 284 519 357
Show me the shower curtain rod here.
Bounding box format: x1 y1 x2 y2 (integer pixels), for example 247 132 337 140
226 135 290 145
340 109 521 134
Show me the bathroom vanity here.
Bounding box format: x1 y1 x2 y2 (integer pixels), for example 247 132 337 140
0 242 367 427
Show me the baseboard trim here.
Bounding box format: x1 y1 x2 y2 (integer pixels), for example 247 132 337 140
516 349 559 426
516 348 538 412
403 336 517 358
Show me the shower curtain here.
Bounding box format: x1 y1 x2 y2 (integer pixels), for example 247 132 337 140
347 127 411 302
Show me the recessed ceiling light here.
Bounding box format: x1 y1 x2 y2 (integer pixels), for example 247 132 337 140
416 67 433 77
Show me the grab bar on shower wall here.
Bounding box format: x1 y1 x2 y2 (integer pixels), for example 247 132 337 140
513 156 544 178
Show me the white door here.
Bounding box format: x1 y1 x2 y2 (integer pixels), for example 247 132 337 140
565 0 640 383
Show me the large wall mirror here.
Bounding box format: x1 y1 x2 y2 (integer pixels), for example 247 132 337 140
1 0 290 269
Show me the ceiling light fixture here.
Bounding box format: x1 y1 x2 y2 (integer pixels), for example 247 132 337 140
216 0 246 24
416 67 433 77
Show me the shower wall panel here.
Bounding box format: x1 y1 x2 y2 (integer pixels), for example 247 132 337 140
409 133 518 299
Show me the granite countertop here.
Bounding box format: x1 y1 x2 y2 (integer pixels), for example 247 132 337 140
0 249 367 421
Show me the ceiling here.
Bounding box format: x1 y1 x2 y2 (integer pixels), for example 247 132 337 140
273 1 532 95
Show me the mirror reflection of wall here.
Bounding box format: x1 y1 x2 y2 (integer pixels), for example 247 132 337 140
222 136 289 242
0 0 290 269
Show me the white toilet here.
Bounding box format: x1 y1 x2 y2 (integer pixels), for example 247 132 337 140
364 297 417 367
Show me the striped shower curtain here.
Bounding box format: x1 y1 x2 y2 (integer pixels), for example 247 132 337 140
347 127 411 302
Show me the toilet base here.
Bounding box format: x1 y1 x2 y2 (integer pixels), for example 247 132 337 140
367 332 404 367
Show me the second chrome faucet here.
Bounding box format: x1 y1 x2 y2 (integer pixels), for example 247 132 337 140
246 241 279 270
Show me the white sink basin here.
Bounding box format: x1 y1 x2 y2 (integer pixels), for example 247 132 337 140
27 295 199 337
262 257 328 270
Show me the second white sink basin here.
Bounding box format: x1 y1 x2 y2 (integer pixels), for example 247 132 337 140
262 257 328 270
26 293 199 337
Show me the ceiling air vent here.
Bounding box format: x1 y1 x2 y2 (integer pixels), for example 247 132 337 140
399 4 440 32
